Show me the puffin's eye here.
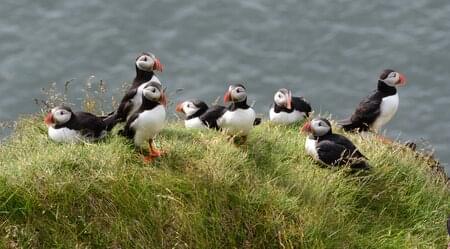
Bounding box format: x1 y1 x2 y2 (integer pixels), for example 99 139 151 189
152 88 156 93
318 122 322 127
143 57 147 61
236 89 240 93
278 94 282 98
60 111 64 115
187 104 190 108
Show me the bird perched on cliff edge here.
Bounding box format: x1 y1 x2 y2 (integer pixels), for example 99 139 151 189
338 69 406 132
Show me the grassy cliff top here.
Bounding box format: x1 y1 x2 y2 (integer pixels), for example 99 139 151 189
0 115 449 248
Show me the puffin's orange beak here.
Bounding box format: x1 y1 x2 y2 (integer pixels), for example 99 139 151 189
301 121 311 133
44 113 54 126
286 91 292 110
224 90 232 103
175 102 184 113
397 73 407 86
160 92 167 107
153 58 164 72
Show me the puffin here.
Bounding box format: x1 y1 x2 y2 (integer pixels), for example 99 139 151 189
301 117 369 170
338 69 407 132
200 84 256 141
175 99 209 129
44 106 107 143
104 52 164 130
120 81 167 162
269 88 312 124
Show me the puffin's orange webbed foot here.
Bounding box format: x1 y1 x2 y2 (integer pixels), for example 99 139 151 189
150 148 164 158
142 155 153 163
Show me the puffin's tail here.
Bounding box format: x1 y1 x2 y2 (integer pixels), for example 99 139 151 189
103 112 120 131
337 118 356 132
253 117 262 126
349 159 371 171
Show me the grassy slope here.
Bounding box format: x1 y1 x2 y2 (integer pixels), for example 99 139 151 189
0 115 449 248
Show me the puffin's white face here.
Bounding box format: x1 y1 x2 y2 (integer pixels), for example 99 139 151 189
45 107 72 127
135 53 163 72
302 118 331 137
310 119 331 137
179 101 200 116
143 83 162 101
224 85 247 103
274 89 292 109
381 71 406 87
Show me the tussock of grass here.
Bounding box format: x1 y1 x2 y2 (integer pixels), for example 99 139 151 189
0 115 449 248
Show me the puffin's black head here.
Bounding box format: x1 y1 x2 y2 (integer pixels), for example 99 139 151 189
224 83 247 103
274 88 292 110
142 81 167 106
379 69 406 87
301 117 332 137
176 99 208 116
44 106 73 127
135 52 163 73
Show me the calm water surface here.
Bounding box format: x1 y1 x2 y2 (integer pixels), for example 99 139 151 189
1 0 449 173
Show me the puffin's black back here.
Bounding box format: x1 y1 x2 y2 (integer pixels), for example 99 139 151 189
57 111 107 137
274 96 312 116
338 80 397 132
199 105 227 129
316 133 369 170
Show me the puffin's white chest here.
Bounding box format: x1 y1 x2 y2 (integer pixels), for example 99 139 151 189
185 117 206 129
269 108 306 124
48 127 81 143
218 108 256 136
130 105 166 148
305 137 319 160
371 93 399 131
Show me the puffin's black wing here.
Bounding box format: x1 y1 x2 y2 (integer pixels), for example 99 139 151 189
71 112 106 135
199 105 227 130
120 113 139 140
103 88 138 131
316 140 350 166
292 97 312 116
338 91 383 131
116 88 139 121
327 134 366 159
253 117 262 126
317 137 369 170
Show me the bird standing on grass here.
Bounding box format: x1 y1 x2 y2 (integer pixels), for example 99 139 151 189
199 84 257 143
44 106 107 143
104 52 164 130
269 88 312 124
338 69 406 132
120 81 167 162
302 117 370 170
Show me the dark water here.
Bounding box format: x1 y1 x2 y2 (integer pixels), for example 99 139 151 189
1 0 449 173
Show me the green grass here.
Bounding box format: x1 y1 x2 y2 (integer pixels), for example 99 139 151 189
0 115 449 248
